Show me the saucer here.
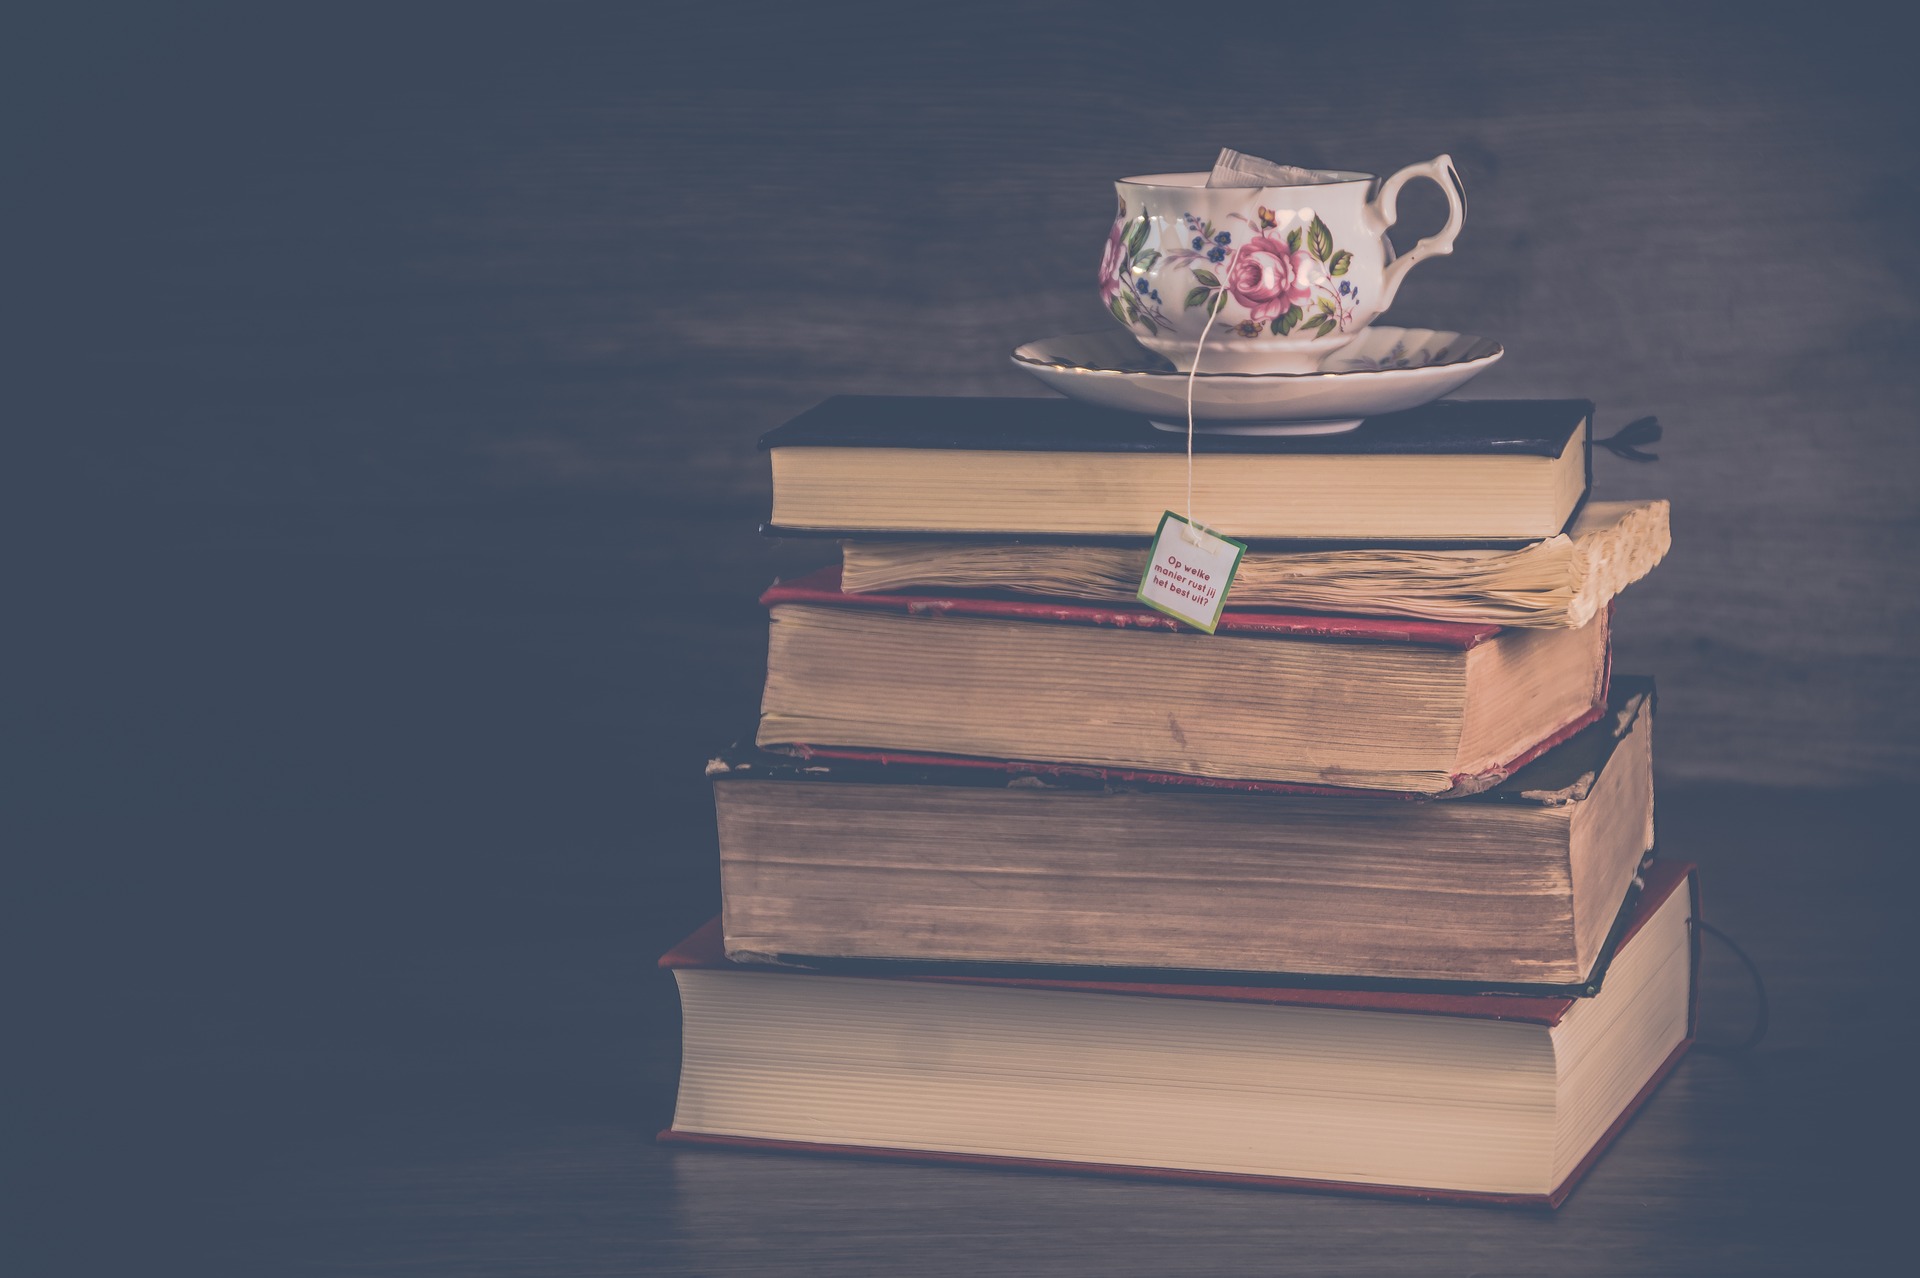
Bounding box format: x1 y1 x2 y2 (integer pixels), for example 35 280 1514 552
1011 326 1504 435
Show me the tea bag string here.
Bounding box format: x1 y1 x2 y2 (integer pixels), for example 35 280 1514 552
1182 245 1238 545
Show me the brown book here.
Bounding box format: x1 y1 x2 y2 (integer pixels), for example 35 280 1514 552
762 396 1593 543
661 862 1698 1209
717 679 1655 987
756 567 1611 795
838 499 1670 630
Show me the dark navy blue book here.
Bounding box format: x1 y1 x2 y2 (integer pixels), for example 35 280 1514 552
760 396 1594 545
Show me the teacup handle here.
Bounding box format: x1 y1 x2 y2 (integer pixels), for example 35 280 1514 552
1369 155 1466 311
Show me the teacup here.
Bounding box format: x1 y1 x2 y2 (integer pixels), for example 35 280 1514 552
1099 156 1465 374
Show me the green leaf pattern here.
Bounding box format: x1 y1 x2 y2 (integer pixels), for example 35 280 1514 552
1307 215 1333 262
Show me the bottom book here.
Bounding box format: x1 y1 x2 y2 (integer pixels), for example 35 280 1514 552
659 862 1697 1209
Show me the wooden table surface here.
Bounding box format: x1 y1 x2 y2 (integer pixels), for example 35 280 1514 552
16 6 1914 1273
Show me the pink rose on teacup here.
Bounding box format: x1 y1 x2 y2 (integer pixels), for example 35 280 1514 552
1226 234 1314 324
1098 217 1128 305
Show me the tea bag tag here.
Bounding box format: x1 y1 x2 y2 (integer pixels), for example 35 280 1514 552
1137 512 1246 634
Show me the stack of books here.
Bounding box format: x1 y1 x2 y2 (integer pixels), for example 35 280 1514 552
660 395 1690 1208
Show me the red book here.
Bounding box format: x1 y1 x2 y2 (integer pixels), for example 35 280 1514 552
660 862 1697 1208
756 566 1610 797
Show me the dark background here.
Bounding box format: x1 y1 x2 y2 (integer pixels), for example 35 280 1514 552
16 3 1918 1274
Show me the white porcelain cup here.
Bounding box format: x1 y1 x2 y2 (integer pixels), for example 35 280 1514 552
1099 156 1465 373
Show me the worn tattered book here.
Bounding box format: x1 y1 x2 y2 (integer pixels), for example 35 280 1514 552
717 680 1655 988
762 396 1593 543
661 861 1697 1209
839 499 1669 629
756 566 1611 795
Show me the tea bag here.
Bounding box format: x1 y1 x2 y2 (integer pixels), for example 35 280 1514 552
1206 148 1339 188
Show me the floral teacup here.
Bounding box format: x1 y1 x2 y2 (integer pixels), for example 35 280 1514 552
1099 156 1465 373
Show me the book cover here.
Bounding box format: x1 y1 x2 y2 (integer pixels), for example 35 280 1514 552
757 568 1613 798
718 676 1652 805
659 862 1699 1209
759 396 1595 547
666 860 1687 1021
761 395 1594 457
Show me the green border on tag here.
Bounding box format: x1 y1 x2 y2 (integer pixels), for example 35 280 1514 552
1135 510 1248 635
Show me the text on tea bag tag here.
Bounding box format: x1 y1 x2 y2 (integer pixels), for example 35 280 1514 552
1136 512 1246 634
